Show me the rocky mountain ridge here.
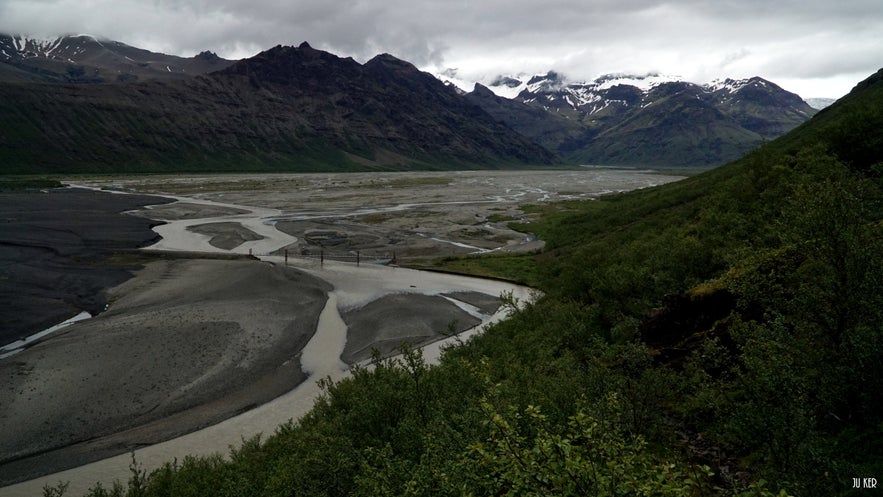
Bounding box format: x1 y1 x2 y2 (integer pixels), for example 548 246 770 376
0 41 555 173
1 33 821 170
464 71 818 167
0 33 235 83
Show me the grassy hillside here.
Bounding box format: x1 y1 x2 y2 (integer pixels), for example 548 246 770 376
762 68 883 174
46 70 882 497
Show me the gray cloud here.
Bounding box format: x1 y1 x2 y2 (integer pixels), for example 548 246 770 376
0 0 880 97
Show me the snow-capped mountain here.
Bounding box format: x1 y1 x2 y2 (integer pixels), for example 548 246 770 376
477 72 813 125
2 34 116 62
465 71 818 167
0 33 823 170
436 70 682 100
0 33 233 83
495 72 682 102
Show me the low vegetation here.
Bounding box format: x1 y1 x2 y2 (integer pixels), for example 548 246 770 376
0 177 62 191
45 70 883 496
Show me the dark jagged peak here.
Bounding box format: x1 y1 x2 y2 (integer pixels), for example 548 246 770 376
528 71 560 85
237 42 344 65
364 53 420 73
363 52 449 95
470 82 497 97
194 50 221 62
217 42 362 86
527 71 565 89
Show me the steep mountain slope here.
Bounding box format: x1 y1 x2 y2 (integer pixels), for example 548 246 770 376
0 43 555 173
0 33 234 83
469 72 816 167
562 82 765 166
762 67 883 174
464 83 585 152
707 77 816 137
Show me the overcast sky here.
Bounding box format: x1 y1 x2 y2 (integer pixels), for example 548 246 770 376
1 0 880 98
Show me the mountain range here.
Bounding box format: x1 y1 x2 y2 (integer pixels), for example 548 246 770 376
0 36 554 173
0 34 234 83
463 72 818 167
1 34 823 172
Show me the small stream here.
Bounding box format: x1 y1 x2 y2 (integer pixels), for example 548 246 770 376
0 311 92 360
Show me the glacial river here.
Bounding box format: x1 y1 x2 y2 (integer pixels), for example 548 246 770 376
2 168 684 495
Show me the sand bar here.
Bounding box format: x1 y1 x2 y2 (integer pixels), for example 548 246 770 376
1 256 530 496
1 183 533 496
0 258 331 484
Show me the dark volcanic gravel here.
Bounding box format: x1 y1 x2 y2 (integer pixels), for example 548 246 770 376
0 187 172 347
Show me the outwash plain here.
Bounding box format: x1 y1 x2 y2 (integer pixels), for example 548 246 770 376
0 168 682 494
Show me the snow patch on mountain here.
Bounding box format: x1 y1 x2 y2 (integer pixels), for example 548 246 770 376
1 33 114 61
7 35 63 56
593 72 681 91
436 70 693 104
804 97 836 110
706 78 757 93
458 71 689 112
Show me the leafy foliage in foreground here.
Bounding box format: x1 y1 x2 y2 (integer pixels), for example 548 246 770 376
52 69 883 497
49 348 785 497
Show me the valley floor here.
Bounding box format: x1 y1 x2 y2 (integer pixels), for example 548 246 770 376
0 168 683 495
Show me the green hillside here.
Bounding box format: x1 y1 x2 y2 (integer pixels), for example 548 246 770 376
761 68 883 174
50 69 882 497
